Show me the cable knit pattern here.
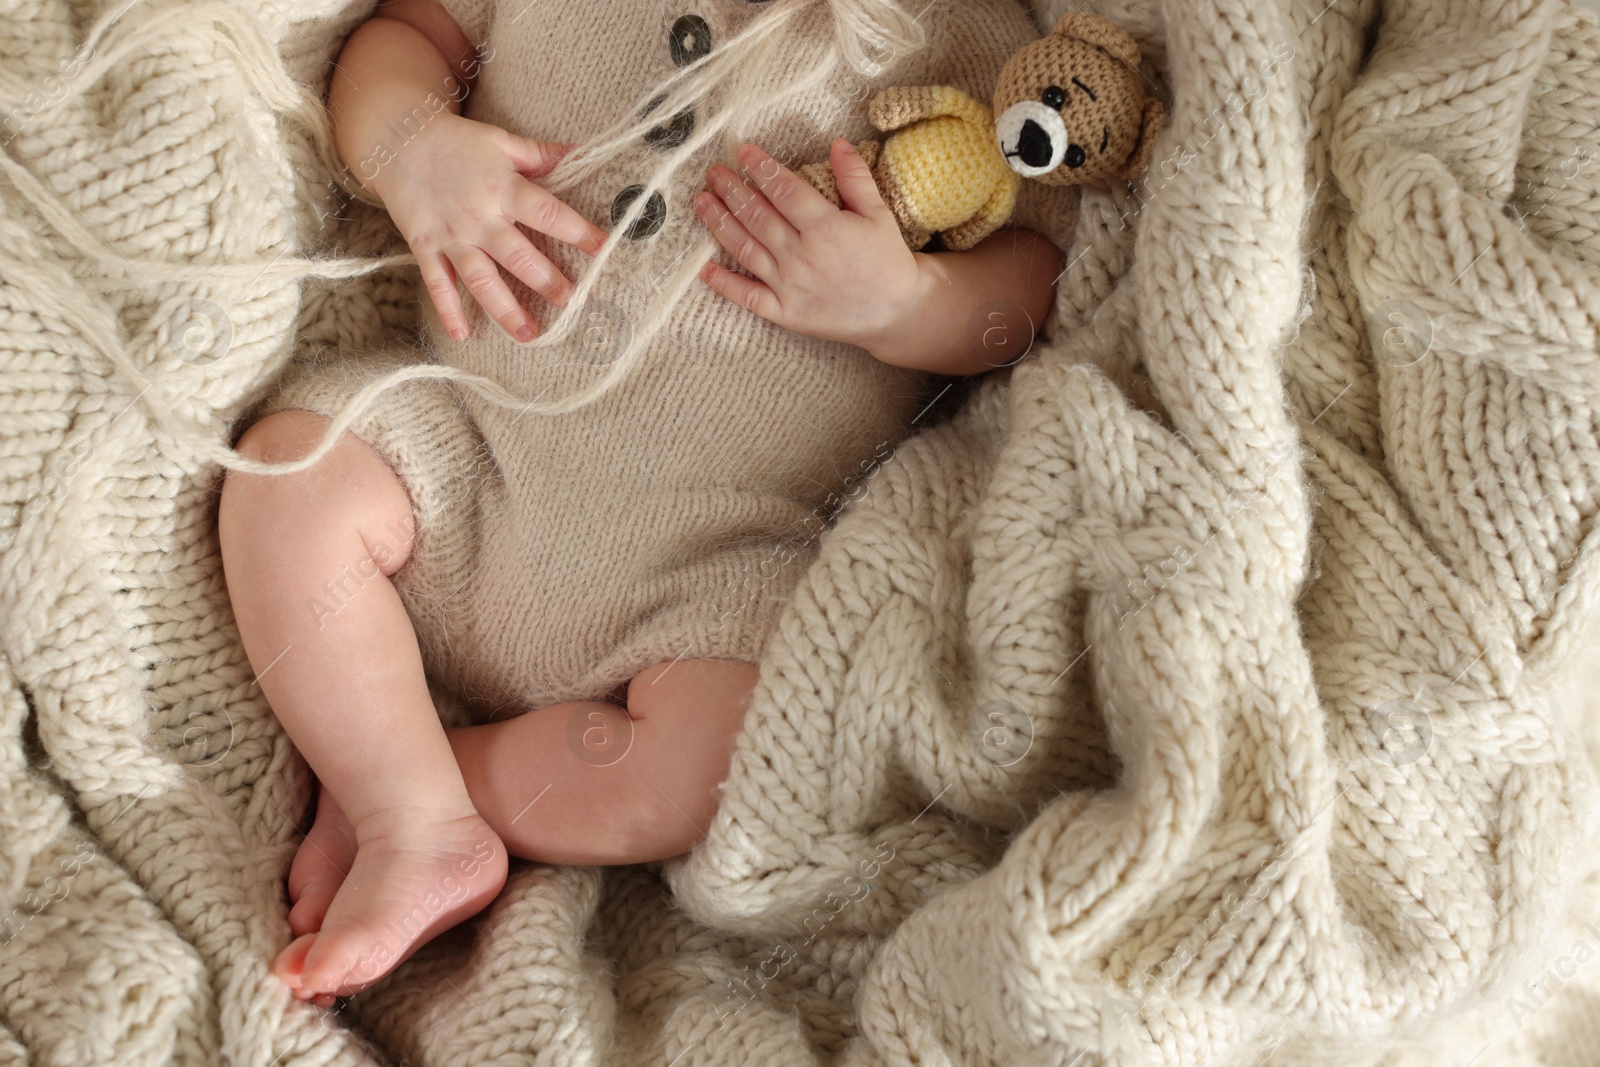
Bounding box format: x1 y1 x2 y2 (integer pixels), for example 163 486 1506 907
1 1 1598 1066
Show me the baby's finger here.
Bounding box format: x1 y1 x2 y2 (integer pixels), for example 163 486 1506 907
736 144 832 233
450 245 538 342
708 163 795 263
697 257 783 325
418 252 470 341
489 228 573 309
693 190 779 284
508 179 608 255
831 138 894 225
500 132 578 178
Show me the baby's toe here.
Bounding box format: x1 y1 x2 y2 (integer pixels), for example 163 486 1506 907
287 879 341 938
273 933 318 991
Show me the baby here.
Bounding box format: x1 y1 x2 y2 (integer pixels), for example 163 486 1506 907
218 0 1067 1005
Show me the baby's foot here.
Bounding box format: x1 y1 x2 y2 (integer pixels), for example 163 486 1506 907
285 784 357 939
272 804 507 1000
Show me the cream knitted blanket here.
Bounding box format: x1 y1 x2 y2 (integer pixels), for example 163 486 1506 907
4 0 1600 1064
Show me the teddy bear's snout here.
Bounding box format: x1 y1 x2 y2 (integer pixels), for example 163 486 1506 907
996 100 1069 177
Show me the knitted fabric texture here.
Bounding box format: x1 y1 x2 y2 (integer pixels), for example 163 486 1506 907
2 4 1600 1067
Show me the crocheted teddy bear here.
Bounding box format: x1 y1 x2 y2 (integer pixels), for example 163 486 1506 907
796 12 1167 251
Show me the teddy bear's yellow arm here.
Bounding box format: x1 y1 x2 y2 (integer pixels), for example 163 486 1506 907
868 85 991 134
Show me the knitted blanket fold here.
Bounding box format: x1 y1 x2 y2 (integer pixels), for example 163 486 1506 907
2 0 1598 1065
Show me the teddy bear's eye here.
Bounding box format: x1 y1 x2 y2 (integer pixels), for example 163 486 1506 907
1041 85 1066 110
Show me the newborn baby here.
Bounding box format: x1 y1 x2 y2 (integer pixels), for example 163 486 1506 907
218 0 1072 1004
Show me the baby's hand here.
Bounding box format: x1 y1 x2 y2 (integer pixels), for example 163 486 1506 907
694 139 923 356
368 112 610 341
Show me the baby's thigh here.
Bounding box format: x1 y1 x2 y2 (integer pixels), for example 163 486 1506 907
623 659 760 799
626 659 760 724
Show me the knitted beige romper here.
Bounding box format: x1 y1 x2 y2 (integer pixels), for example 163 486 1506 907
259 0 1079 715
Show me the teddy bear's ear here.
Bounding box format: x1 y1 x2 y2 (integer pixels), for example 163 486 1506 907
1051 12 1143 71
1116 96 1167 181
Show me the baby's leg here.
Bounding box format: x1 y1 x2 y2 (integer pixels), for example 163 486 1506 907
218 409 507 1001
446 659 761 865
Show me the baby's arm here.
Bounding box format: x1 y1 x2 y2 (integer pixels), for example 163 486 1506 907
328 0 479 183
328 0 609 341
868 229 1063 376
695 139 1063 377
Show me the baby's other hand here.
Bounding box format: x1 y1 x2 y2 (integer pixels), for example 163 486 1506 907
368 112 610 341
694 139 923 355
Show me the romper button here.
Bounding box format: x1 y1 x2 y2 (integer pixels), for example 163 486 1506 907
642 95 695 150
611 184 667 239
668 14 712 67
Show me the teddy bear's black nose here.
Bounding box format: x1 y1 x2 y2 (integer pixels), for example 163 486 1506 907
1065 143 1087 169
1017 119 1056 168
